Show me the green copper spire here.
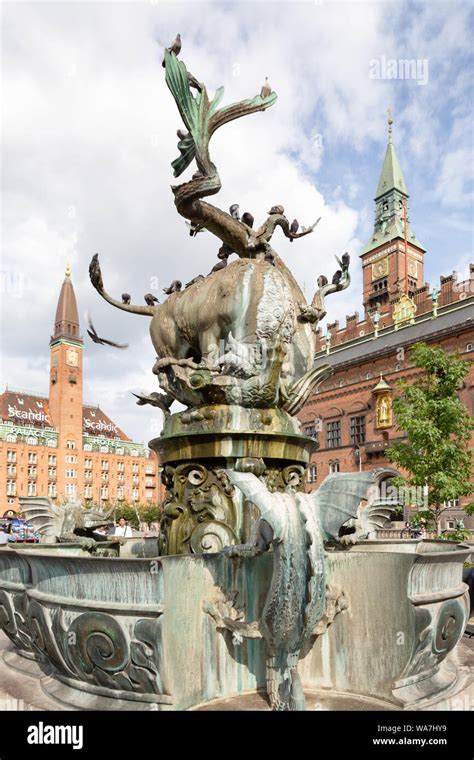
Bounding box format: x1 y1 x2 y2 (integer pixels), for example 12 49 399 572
375 114 408 198
361 113 425 256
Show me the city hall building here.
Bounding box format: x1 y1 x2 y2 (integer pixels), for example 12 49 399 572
299 123 474 531
0 265 158 514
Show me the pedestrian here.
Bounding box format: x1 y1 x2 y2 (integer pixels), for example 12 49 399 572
114 518 133 537
0 523 10 545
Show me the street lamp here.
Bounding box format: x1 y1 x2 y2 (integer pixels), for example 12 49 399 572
353 445 362 472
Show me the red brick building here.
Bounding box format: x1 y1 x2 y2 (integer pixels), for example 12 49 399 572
299 122 474 531
0 265 159 514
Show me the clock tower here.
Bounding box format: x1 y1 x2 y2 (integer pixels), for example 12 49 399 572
49 263 83 451
360 115 426 320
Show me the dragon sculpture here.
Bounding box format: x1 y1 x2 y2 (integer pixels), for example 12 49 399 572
88 42 350 415
18 497 120 555
204 469 395 711
85 38 399 711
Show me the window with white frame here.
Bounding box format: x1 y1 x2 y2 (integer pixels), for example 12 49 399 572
27 482 37 496
7 450 17 463
101 460 109 470
84 443 92 452
132 488 139 501
7 463 16 475
27 436 37 445
65 469 77 478
100 486 109 499
47 438 56 447
28 453 38 464
442 498 460 509
117 462 124 472
146 491 153 499
65 483 77 495
84 485 93 498
329 461 340 474
66 440 76 449
48 455 57 465
6 481 16 496
48 483 57 497
6 433 16 442
132 463 139 474
307 464 317 483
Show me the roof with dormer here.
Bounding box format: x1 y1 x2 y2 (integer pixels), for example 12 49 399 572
0 390 131 441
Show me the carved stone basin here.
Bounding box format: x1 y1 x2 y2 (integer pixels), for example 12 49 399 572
0 540 469 710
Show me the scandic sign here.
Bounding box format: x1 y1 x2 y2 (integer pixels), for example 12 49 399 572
8 405 51 424
83 418 119 434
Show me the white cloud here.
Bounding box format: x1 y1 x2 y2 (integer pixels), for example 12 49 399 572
1 0 472 442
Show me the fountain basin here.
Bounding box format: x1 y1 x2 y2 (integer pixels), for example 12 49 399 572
0 540 469 710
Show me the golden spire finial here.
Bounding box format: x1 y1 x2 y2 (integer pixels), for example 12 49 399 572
387 107 393 143
65 261 71 278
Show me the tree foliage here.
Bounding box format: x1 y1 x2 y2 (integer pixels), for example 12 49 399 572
386 343 473 531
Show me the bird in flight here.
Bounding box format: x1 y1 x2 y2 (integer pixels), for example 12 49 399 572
86 312 128 349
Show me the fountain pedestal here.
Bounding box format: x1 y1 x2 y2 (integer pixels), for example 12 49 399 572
150 404 316 556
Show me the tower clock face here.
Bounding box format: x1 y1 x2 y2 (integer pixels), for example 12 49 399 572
66 348 79 367
372 257 389 281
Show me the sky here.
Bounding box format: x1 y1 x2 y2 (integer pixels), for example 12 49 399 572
1 0 473 445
